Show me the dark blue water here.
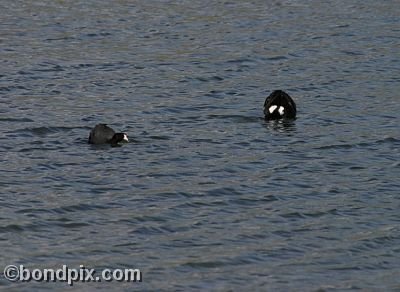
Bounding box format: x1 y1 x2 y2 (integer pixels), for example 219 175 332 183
1 1 399 290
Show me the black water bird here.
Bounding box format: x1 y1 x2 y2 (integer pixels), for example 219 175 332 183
264 90 297 120
88 124 128 146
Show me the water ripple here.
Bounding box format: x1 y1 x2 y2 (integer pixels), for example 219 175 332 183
1 1 399 290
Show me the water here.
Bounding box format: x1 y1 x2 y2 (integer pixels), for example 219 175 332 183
1 0 399 290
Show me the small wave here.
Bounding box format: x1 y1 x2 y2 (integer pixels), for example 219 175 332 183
184 75 224 82
11 126 76 138
231 195 279 204
148 135 171 140
316 143 355 150
315 136 399 150
0 117 34 122
207 114 261 123
55 222 90 228
50 203 110 214
205 187 242 197
0 224 25 233
182 260 227 268
266 55 288 61
176 200 228 209
132 226 167 235
226 57 257 64
33 63 64 72
376 137 399 144
0 85 29 92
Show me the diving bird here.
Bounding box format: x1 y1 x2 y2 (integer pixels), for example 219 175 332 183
88 124 128 146
264 90 297 120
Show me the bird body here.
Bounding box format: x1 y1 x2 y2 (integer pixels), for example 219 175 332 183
88 124 128 146
264 90 296 120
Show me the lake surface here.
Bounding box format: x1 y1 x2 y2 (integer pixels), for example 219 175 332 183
1 0 399 290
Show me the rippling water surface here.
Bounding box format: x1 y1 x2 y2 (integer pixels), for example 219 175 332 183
1 0 399 290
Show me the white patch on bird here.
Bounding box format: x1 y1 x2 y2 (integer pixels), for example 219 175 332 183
269 105 278 113
123 134 129 142
278 106 285 116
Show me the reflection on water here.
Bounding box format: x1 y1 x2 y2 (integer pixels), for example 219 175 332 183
262 119 297 133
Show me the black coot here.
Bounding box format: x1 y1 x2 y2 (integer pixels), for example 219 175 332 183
88 124 128 146
264 90 297 120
